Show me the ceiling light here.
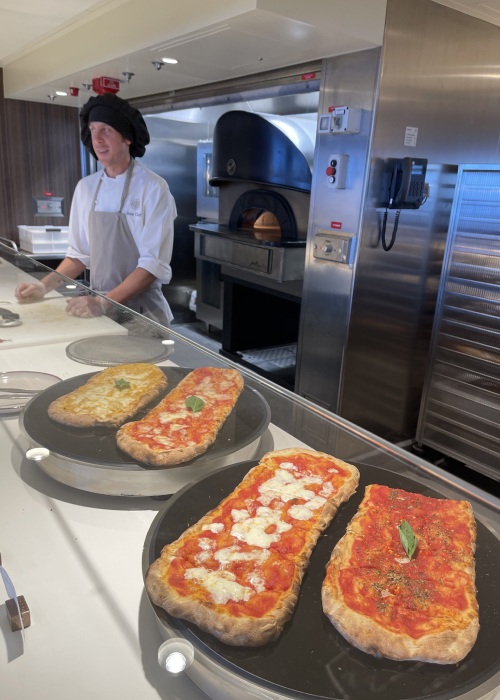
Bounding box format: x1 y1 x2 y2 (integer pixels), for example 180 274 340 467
47 95 56 101
82 82 92 90
122 72 134 83
55 91 67 96
152 61 163 71
162 57 178 64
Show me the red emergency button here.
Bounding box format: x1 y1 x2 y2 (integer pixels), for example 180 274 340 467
326 166 336 176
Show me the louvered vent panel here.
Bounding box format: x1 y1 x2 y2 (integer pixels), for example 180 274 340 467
417 167 500 480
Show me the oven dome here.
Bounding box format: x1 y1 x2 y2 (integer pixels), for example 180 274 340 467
210 111 312 193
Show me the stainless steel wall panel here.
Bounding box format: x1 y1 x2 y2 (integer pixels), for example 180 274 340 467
340 0 500 440
296 48 382 412
138 117 208 284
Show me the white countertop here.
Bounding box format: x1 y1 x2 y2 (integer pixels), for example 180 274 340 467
0 339 300 700
0 258 125 349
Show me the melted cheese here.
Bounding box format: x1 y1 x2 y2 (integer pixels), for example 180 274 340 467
279 462 297 471
198 538 215 551
248 572 266 593
231 506 292 548
184 567 254 604
231 509 250 522
214 546 269 565
288 495 326 521
258 469 323 505
54 364 166 420
319 482 335 498
202 523 224 533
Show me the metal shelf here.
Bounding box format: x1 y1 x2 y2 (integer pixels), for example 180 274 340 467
418 165 500 479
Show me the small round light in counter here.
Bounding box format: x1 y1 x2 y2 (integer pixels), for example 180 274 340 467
65 284 77 289
55 91 67 96
158 639 194 675
162 57 178 64
161 339 175 346
26 448 50 461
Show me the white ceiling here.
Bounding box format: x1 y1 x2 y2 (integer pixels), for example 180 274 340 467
2 0 387 106
0 0 130 65
3 0 500 107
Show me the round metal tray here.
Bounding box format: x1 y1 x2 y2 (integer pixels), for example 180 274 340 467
19 368 270 496
143 460 500 700
66 335 174 366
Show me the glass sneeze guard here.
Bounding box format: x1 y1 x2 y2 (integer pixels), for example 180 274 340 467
1 241 499 530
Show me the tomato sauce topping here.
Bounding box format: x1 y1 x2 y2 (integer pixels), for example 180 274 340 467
125 367 241 450
334 485 475 639
165 452 353 618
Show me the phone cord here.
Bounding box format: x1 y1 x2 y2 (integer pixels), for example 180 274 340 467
381 209 401 251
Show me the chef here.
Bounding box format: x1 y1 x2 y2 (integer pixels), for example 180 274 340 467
15 93 176 325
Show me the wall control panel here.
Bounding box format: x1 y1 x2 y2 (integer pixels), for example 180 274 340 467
33 196 64 217
318 106 362 135
313 230 356 265
326 154 348 189
330 106 361 134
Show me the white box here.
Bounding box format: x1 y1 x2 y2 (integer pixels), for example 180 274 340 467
18 226 69 254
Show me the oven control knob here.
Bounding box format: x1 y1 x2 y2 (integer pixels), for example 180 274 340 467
326 166 336 176
324 245 333 253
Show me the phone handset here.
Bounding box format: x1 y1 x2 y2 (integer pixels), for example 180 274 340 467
381 157 428 251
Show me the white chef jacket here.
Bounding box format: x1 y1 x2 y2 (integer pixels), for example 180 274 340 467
66 162 176 284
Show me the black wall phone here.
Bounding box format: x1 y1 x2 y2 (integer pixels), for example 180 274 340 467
380 157 428 251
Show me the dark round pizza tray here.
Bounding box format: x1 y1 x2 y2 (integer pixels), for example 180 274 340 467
143 460 500 700
21 368 270 470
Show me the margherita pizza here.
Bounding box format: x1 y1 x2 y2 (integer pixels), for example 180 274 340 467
48 363 168 428
146 448 359 646
117 367 243 466
322 484 479 663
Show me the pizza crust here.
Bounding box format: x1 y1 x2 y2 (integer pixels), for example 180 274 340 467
48 365 168 428
116 369 244 466
146 448 360 646
322 487 480 664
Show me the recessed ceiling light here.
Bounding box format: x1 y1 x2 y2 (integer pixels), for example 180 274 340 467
55 91 67 96
162 57 178 64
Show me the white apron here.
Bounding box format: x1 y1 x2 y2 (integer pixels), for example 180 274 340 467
88 159 173 326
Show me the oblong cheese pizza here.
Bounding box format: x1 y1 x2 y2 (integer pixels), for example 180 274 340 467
117 367 243 466
48 363 168 428
322 484 479 664
146 448 359 646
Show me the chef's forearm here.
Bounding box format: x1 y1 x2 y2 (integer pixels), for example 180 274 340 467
105 267 157 305
40 257 87 292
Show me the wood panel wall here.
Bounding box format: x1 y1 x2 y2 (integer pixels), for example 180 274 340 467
0 68 81 243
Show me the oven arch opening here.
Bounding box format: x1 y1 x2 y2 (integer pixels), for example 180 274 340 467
229 189 298 241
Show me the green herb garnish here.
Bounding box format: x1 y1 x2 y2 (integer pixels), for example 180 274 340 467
114 378 131 391
398 520 418 560
185 395 205 412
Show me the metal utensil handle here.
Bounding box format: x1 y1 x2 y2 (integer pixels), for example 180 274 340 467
0 238 18 252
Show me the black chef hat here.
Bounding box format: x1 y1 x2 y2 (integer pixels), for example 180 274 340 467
80 94 150 159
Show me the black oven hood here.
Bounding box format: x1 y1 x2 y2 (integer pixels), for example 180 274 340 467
209 111 312 193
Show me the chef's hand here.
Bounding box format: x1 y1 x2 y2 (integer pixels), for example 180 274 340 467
65 295 111 318
15 282 46 304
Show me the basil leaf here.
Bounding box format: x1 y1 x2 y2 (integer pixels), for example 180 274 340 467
398 520 418 560
185 395 205 412
114 378 131 391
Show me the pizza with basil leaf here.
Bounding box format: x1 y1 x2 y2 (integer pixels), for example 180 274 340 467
145 448 359 646
322 484 479 663
117 367 243 466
